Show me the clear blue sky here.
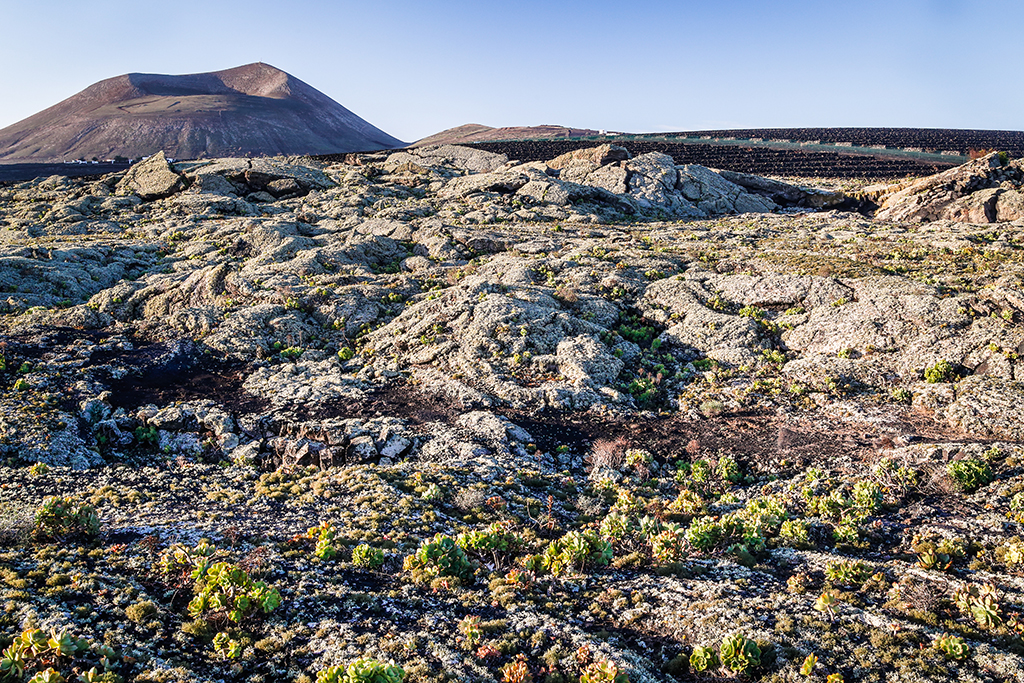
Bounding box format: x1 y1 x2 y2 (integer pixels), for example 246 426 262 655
0 0 1020 143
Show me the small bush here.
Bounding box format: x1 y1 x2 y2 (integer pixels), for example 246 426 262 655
689 645 718 672
351 544 384 569
934 633 969 661
317 658 405 683
947 458 993 492
188 562 282 623
529 530 612 576
579 659 629 683
403 534 474 583
307 521 338 560
32 497 100 541
719 632 761 674
0 628 118 682
924 360 957 384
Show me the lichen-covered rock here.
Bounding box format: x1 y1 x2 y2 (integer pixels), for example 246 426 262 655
937 375 1024 440
872 152 1024 223
115 151 182 199
556 335 624 387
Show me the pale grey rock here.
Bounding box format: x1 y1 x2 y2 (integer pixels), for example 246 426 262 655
555 335 624 386
547 144 630 169
439 170 530 198
397 145 509 174
872 152 1023 223
997 189 1024 221
516 179 570 206
938 375 1024 440
190 173 239 196
706 273 853 310
677 164 777 215
625 153 682 210
116 151 182 200
717 169 847 209
557 159 600 185
582 163 629 195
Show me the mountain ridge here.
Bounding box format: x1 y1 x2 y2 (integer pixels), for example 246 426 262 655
0 63 405 162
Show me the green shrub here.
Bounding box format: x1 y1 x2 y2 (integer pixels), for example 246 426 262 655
157 540 220 582
599 512 632 542
825 559 871 586
851 480 882 512
650 526 686 563
403 534 474 582
530 530 612 576
32 497 100 541
719 632 761 674
933 633 969 660
307 521 338 560
954 583 1001 629
779 519 811 548
717 455 741 483
212 631 242 659
456 521 523 558
188 562 282 623
351 544 384 569
947 458 993 492
0 628 118 682
689 645 718 672
924 360 957 383
579 659 629 683
317 658 405 683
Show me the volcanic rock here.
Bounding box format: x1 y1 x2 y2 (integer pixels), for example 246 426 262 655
0 62 405 162
869 151 1024 223
114 151 181 199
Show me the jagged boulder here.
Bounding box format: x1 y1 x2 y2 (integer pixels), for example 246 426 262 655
547 144 631 170
176 157 334 199
717 169 847 209
677 164 776 215
115 151 182 199
869 152 1024 223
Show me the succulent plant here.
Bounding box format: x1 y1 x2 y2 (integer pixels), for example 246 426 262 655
719 632 761 674
32 496 100 541
954 583 1002 629
187 561 282 623
825 559 872 586
934 633 969 661
457 615 482 647
579 659 629 683
351 543 385 569
717 455 742 483
318 658 405 683
814 591 840 620
650 527 686 563
403 534 474 582
688 645 718 672
947 458 993 493
800 653 817 676
534 530 612 576
307 520 338 560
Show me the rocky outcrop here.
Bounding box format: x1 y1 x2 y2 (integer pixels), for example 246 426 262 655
869 152 1024 223
7 145 1024 683
115 151 182 199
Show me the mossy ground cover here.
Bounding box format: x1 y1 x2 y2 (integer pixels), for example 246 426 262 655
3 150 1024 681
3 423 1024 682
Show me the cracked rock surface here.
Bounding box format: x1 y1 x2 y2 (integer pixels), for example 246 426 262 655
2 147 1024 682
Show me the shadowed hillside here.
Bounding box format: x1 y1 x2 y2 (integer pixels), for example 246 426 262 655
0 62 405 162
